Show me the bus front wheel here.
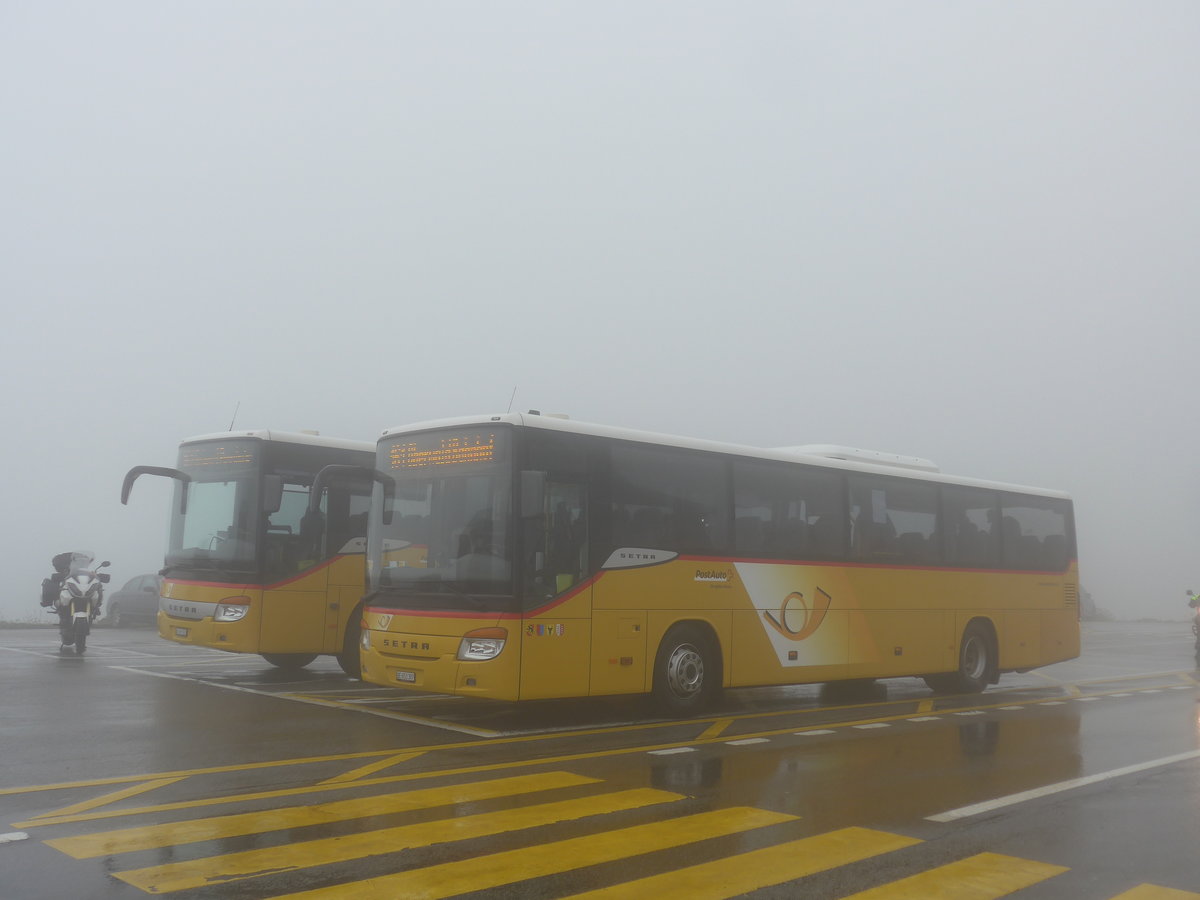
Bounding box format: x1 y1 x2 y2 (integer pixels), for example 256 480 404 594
652 624 718 715
261 653 317 671
924 622 992 694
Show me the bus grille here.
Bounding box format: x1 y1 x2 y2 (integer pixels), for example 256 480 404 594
1063 584 1078 607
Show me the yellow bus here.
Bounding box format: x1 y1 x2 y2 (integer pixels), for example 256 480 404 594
358 414 1079 712
122 430 374 674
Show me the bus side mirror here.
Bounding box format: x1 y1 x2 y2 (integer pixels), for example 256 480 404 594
521 471 546 518
262 474 284 514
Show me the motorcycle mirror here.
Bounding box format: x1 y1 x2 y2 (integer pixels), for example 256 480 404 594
99 560 111 568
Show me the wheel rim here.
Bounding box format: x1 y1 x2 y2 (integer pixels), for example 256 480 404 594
665 642 704 699
962 634 987 681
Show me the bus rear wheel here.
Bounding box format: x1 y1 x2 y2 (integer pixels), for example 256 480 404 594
652 624 718 715
261 653 317 671
924 622 992 694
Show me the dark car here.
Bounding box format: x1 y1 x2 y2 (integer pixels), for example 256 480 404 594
106 573 162 627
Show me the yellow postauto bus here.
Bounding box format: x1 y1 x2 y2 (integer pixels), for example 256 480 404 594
122 430 374 674
358 414 1079 712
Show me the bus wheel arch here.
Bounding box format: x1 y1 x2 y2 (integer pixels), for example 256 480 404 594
261 652 318 671
652 621 723 715
336 602 364 679
924 618 997 694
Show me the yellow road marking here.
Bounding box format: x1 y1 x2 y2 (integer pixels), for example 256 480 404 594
115 788 686 893
16 673 1187 831
318 751 426 784
1108 886 1200 900
8 669 1193 815
560 826 921 899
28 777 186 820
698 718 733 740
47 771 599 859
838 851 1067 899
273 806 796 900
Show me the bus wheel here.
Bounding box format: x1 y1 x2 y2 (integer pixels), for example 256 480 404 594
924 622 991 694
653 624 717 715
336 607 363 679
261 653 317 670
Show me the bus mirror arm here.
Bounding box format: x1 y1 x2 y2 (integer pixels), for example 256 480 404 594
307 465 396 526
122 466 192 515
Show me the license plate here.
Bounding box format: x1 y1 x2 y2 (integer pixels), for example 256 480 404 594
395 670 416 683
175 627 189 638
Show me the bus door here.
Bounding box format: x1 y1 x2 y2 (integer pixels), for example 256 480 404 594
519 469 592 700
259 475 331 653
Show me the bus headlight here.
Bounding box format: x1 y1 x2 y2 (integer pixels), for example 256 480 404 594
360 629 371 652
457 627 507 661
214 599 250 623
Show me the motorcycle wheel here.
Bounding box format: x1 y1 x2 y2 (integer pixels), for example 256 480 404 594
75 631 87 655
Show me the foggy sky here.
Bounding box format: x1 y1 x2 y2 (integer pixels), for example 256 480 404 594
3 2 1197 623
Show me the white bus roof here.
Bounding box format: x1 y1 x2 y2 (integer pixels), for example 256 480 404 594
378 413 1072 500
183 430 374 453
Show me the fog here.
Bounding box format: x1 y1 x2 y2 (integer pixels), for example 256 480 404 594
3 2 1197 623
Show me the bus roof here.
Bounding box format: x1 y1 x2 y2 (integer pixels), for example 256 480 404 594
378 413 1072 500
183 430 374 453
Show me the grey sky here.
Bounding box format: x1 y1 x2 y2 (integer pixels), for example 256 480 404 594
2 2 1197 622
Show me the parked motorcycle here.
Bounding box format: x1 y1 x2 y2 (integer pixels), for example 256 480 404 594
48 553 111 655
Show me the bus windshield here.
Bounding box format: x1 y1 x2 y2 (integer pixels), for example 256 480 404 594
166 439 261 572
369 428 513 598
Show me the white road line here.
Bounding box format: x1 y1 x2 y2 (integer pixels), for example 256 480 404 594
927 749 1200 822
108 666 497 737
795 729 836 736
649 747 696 755
0 832 29 844
725 738 770 746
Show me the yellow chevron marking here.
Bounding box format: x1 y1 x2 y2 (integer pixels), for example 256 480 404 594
318 751 426 784
47 771 598 859
1107 886 1200 900
273 806 795 900
838 851 1067 898
28 777 186 821
560 826 921 899
698 718 733 740
115 788 684 893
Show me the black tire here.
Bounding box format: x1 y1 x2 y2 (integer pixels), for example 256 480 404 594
652 624 719 715
924 622 992 694
109 605 123 628
75 631 87 655
336 605 363 679
260 653 318 670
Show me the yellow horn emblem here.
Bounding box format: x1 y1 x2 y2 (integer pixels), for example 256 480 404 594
764 587 832 641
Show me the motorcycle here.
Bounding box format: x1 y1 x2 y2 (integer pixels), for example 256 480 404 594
48 553 111 655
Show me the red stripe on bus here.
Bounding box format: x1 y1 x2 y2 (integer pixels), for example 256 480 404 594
165 555 357 591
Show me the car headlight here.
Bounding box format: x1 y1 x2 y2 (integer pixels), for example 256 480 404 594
214 598 250 622
457 627 507 661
